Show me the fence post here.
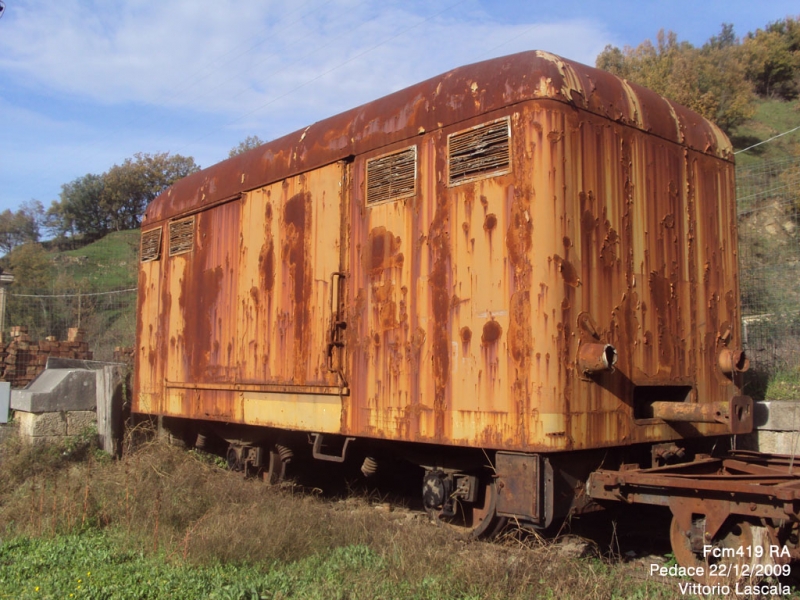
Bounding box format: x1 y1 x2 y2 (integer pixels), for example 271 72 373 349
0 272 15 336
96 364 126 457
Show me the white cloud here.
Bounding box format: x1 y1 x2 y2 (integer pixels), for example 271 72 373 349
0 0 610 117
0 0 612 211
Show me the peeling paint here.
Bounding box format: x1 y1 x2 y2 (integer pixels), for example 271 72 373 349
135 51 743 455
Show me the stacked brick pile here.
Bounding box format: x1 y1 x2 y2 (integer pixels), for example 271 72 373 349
0 326 93 388
113 346 135 364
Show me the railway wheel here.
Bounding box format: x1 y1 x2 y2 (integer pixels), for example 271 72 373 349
264 444 293 485
670 515 767 584
424 473 506 539
226 445 244 472
465 481 507 539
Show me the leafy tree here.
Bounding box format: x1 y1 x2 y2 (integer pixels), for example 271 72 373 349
228 135 265 158
743 17 800 99
49 152 199 238
4 242 52 290
596 27 755 133
0 200 44 254
102 152 199 231
50 173 110 238
696 26 756 132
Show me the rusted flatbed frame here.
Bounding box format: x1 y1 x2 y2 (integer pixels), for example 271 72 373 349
588 450 800 560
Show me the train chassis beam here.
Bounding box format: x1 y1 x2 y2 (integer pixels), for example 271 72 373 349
587 450 800 582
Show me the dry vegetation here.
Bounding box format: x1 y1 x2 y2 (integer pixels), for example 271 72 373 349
0 431 689 599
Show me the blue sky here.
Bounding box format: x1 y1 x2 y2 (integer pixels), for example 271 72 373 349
1 0 797 215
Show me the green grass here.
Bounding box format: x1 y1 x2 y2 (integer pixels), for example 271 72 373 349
765 369 800 401
0 528 680 600
0 534 411 600
0 437 687 600
732 98 800 167
55 230 140 291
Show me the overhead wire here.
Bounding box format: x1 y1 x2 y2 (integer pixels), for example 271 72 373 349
734 125 800 155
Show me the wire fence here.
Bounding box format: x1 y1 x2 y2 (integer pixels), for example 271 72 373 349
3 287 137 363
737 155 800 377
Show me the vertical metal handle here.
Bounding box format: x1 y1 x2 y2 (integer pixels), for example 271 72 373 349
330 272 344 323
327 272 347 380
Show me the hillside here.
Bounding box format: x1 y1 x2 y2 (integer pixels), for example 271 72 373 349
732 98 800 166
50 229 141 292
1 230 140 361
731 98 800 398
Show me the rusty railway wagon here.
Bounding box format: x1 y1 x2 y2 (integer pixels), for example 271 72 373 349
135 50 800 572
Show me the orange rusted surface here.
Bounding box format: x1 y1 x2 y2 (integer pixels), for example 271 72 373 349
134 50 744 452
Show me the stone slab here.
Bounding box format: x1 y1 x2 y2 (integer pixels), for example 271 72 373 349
10 369 96 412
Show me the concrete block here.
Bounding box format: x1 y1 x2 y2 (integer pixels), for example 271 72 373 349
66 410 96 435
754 401 800 432
747 401 800 455
10 369 96 412
751 430 800 455
7 359 127 455
17 411 67 438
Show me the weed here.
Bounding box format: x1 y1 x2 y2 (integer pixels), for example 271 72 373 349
0 438 702 599
766 368 800 400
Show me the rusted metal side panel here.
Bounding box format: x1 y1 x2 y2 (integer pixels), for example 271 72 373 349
449 171 515 447
502 99 739 451
236 190 276 383
347 140 429 440
162 203 242 419
689 152 743 403
133 239 163 414
350 167 415 438
235 165 343 387
518 102 583 450
162 238 189 412
152 164 346 429
135 51 743 453
347 126 521 447
338 98 739 452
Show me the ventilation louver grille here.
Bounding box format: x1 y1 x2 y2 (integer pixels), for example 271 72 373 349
169 216 195 256
140 228 162 262
366 146 417 204
448 118 511 186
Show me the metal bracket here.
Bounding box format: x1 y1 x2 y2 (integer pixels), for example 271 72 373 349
310 433 356 463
